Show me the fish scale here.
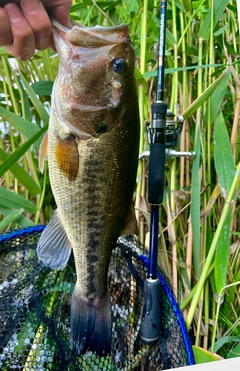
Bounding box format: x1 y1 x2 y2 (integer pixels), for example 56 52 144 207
37 20 140 356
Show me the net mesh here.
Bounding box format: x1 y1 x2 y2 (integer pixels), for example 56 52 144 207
0 226 194 370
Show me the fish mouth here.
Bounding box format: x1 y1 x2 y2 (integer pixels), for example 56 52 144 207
51 18 131 137
52 18 129 48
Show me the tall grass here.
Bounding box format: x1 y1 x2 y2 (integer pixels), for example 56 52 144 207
0 0 239 363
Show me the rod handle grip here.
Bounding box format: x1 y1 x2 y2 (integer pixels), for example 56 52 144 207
148 142 165 204
140 278 161 344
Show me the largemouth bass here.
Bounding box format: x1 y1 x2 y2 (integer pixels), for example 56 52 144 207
37 20 140 356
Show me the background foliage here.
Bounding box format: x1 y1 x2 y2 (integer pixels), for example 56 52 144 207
0 0 239 363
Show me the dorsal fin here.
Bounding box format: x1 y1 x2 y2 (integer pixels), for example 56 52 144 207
121 203 138 236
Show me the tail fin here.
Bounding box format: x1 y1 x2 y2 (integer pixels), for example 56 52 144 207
70 287 112 356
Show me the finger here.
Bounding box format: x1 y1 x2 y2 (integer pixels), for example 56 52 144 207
52 5 72 29
20 0 52 50
4 3 35 60
43 0 72 29
0 0 20 5
0 7 13 45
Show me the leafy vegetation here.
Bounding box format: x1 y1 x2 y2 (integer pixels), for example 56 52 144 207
0 0 239 363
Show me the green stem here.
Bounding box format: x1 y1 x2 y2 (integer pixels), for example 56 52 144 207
170 0 178 216
1 57 19 193
41 49 55 81
195 290 204 346
136 0 148 203
1 58 19 115
204 280 210 348
186 162 240 329
211 281 240 352
179 10 186 188
180 262 214 310
35 163 48 224
207 0 215 197
177 0 205 50
0 74 11 188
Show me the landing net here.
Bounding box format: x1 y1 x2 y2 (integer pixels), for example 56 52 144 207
0 226 194 370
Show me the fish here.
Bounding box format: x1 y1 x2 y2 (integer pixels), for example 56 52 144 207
37 19 140 357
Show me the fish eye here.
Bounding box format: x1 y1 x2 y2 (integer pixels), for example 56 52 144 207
112 58 126 74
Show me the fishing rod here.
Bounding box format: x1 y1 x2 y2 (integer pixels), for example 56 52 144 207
139 0 168 344
139 0 195 344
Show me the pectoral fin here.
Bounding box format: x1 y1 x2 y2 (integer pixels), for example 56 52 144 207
121 203 138 236
39 132 48 173
37 209 71 270
56 135 79 181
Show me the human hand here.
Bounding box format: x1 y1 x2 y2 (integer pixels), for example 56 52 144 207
0 0 72 60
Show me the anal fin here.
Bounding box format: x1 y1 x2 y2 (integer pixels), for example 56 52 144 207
37 209 71 270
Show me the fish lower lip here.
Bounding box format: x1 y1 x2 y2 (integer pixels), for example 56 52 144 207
74 105 105 111
72 104 115 111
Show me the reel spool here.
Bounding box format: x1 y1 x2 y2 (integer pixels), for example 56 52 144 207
0 226 194 370
140 111 195 162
